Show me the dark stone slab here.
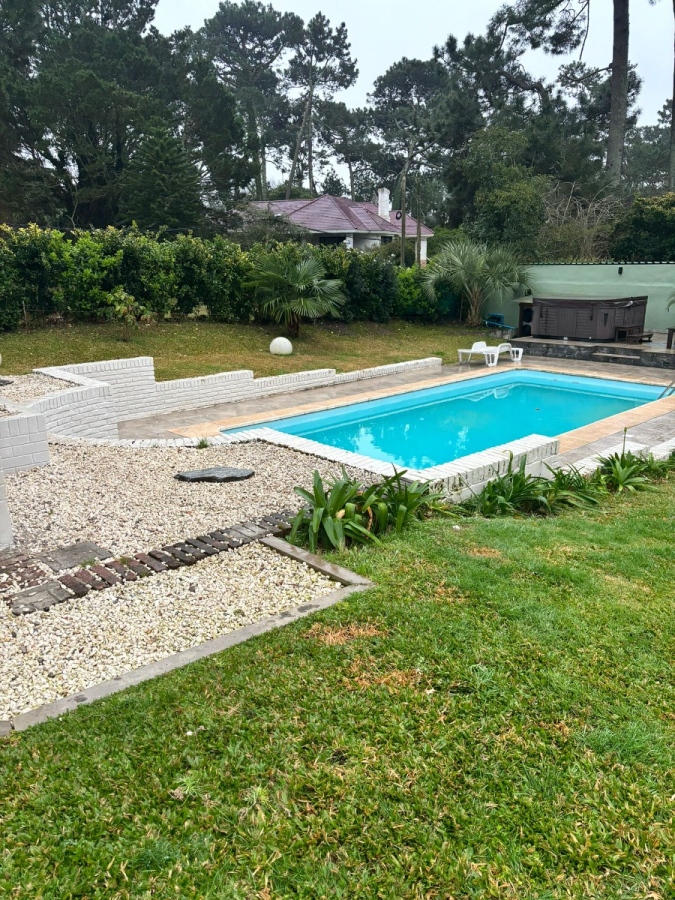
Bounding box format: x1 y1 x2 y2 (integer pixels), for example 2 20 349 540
10 581 73 615
220 527 255 545
173 540 209 561
39 541 112 573
58 573 90 597
135 552 167 573
90 565 120 586
75 569 107 591
175 467 254 483
197 534 231 551
208 529 242 548
125 559 153 577
162 545 197 565
184 538 219 557
148 549 182 570
106 560 138 581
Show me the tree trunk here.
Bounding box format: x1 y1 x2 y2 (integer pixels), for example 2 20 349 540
670 0 675 190
261 142 268 200
286 81 314 200
467 291 483 327
415 177 422 267
347 157 355 200
307 92 316 196
247 102 263 201
606 0 630 178
400 168 408 268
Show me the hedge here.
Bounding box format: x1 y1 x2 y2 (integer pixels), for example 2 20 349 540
0 225 448 330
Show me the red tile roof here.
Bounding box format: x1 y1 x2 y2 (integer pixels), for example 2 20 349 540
250 195 433 237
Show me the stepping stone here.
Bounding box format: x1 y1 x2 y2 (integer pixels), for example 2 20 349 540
10 581 73 615
148 549 182 570
175 467 254 484
162 544 198 565
135 552 168 573
90 565 120 586
184 538 219 557
106 560 138 581
39 541 112 573
58 573 91 597
124 559 153 577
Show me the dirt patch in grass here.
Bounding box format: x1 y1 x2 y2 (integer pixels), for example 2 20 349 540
305 622 386 645
345 659 423 692
467 547 504 559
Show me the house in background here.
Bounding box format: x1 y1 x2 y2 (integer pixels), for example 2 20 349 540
250 187 434 264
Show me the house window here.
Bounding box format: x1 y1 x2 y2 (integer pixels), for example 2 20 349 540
381 236 393 244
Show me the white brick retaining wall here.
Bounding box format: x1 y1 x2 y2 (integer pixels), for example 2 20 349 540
0 467 12 550
0 356 443 480
29 356 444 429
0 412 50 474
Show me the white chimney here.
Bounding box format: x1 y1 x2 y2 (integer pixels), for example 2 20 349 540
377 187 391 220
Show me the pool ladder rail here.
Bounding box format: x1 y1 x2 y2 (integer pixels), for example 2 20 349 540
658 378 675 399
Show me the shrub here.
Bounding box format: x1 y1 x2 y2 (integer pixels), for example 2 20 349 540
300 245 399 322
0 224 67 323
55 232 123 320
393 267 439 321
208 237 254 322
96 229 176 319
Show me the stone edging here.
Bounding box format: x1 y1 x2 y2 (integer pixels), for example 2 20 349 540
218 427 561 500
0 539 373 735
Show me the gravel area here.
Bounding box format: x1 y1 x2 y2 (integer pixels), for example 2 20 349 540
0 542 335 719
7 442 366 557
0 372 70 404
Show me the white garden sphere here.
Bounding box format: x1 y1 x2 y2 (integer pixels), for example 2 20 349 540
270 337 293 355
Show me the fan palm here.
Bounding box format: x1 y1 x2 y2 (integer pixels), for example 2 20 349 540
247 252 346 337
423 239 531 327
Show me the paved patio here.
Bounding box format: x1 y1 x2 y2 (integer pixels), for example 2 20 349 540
119 357 675 442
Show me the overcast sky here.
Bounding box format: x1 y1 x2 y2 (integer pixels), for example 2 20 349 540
153 0 672 125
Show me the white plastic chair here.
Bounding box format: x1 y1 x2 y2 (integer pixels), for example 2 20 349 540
484 342 523 367
457 341 489 363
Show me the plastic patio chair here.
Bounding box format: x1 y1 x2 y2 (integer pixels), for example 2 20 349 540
457 341 489 363
484 342 523 367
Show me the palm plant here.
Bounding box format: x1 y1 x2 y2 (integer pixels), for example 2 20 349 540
423 239 531 326
247 251 345 337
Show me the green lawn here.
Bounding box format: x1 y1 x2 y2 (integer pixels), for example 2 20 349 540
0 320 484 381
1 484 674 898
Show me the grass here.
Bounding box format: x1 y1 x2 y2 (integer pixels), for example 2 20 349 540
1 483 674 898
0 320 485 381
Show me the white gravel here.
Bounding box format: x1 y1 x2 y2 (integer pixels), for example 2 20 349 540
7 441 366 557
0 542 335 719
0 372 69 404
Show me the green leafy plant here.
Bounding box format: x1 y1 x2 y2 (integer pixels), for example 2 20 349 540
462 455 551 517
290 470 383 551
289 468 446 551
105 287 155 341
596 450 658 493
247 249 345 337
544 464 608 508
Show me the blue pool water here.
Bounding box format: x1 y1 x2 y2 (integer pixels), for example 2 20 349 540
225 371 661 470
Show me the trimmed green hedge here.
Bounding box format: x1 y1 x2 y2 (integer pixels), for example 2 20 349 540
0 226 447 330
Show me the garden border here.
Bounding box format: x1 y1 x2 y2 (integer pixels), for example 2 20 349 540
0 539 373 735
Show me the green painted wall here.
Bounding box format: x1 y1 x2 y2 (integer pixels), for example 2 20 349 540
489 263 675 332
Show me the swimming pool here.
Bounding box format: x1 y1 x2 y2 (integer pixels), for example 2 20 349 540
224 371 662 470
